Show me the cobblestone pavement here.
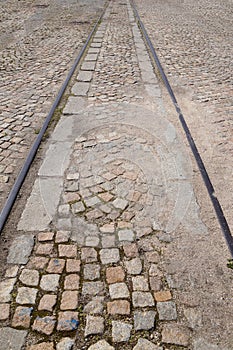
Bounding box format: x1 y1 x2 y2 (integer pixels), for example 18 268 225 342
134 0 233 229
0 0 233 349
0 0 105 211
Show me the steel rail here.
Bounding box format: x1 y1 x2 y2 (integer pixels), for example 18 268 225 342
0 7 106 234
130 0 233 258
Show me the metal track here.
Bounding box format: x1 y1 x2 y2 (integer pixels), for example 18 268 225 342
0 7 106 234
130 0 233 258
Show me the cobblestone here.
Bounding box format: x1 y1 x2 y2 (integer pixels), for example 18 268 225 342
162 323 191 346
0 303 10 320
85 315 105 336
157 301 177 321
125 258 142 275
38 294 57 312
0 278 16 302
16 287 38 305
112 321 132 342
32 316 56 335
100 248 120 264
27 343 54 350
109 283 130 299
40 274 60 292
57 312 79 331
107 300 130 315
19 269 39 286
56 338 75 350
132 292 155 308
106 266 125 284
134 310 156 331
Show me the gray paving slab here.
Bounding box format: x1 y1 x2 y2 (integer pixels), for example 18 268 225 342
0 327 27 350
63 96 87 114
7 235 34 264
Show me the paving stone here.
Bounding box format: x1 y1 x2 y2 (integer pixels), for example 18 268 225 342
85 315 104 336
149 264 162 277
84 196 101 207
109 283 129 299
27 257 49 270
35 243 54 255
58 244 77 258
125 258 142 275
101 235 116 248
38 294 57 311
77 70 93 82
5 266 19 278
12 306 33 328
157 301 177 320
100 248 120 264
16 287 38 304
132 276 149 291
112 321 132 342
61 291 78 310
118 229 134 242
66 259 81 272
72 82 90 96
149 277 162 291
57 312 79 331
100 223 115 233
58 204 70 217
82 282 104 296
0 327 27 350
56 337 75 350
85 235 100 247
7 235 34 264
154 291 172 302
123 243 139 258
162 323 191 346
0 303 10 320
38 232 54 242
84 297 104 314
0 278 16 302
81 248 98 262
112 198 128 210
106 266 125 284
55 231 71 243
84 264 100 280
134 310 156 331
88 340 114 350
40 274 60 292
71 201 85 214
46 259 65 274
32 316 56 335
81 61 96 71
27 342 54 350
133 338 162 350
19 269 40 286
132 292 155 307
107 300 130 315
64 274 80 290
86 209 103 220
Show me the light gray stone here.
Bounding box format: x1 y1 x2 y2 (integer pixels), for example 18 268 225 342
109 283 130 299
133 338 162 350
88 340 114 350
157 301 177 320
7 235 34 264
118 229 134 242
84 264 100 280
63 96 87 114
39 142 72 177
0 278 16 302
72 201 85 214
71 82 90 96
193 338 221 350
134 310 156 330
85 53 98 61
82 282 104 296
125 258 142 275
112 198 128 210
85 316 104 336
100 249 120 264
16 287 38 304
0 327 27 350
84 297 104 314
56 337 75 350
132 292 155 307
112 321 132 342
132 276 149 291
77 70 93 82
81 61 96 71
40 274 60 292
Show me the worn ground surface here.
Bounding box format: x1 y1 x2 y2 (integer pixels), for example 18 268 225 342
0 0 232 350
0 0 105 211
